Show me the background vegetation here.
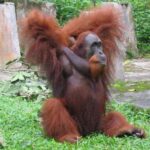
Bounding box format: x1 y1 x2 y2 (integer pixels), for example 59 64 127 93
115 0 150 55
4 0 150 55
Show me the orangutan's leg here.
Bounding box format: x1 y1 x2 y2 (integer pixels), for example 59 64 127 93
40 98 81 143
100 112 145 138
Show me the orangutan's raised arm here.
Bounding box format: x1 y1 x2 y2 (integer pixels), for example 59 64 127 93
62 47 90 76
59 54 73 77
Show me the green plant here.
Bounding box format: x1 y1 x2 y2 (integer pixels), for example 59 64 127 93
49 0 94 25
0 96 150 150
113 0 150 55
112 80 150 93
0 71 52 101
126 50 136 59
133 0 150 55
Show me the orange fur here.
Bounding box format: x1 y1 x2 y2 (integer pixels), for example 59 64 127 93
20 10 68 97
89 55 104 79
21 6 145 143
100 112 134 136
63 5 124 83
100 112 145 138
62 5 123 38
41 99 80 142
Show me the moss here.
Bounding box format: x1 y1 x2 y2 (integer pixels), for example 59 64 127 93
112 81 150 93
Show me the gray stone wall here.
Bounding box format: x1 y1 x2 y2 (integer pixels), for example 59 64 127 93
0 1 56 67
16 1 56 20
0 2 20 67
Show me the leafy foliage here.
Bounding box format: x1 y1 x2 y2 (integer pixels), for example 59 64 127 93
133 0 150 54
48 0 94 25
109 0 150 55
0 71 52 101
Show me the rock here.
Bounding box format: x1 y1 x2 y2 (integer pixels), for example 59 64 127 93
114 40 126 81
112 90 150 109
0 61 28 81
112 58 150 108
0 2 20 67
16 1 56 20
121 3 138 55
0 71 13 81
125 72 150 82
124 59 150 82
6 62 22 70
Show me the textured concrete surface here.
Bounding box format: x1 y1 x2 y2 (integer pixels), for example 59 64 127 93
112 90 150 108
113 58 150 108
0 59 150 108
124 59 150 82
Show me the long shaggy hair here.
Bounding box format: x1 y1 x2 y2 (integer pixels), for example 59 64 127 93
21 5 123 96
62 5 124 84
20 10 68 97
20 6 146 141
